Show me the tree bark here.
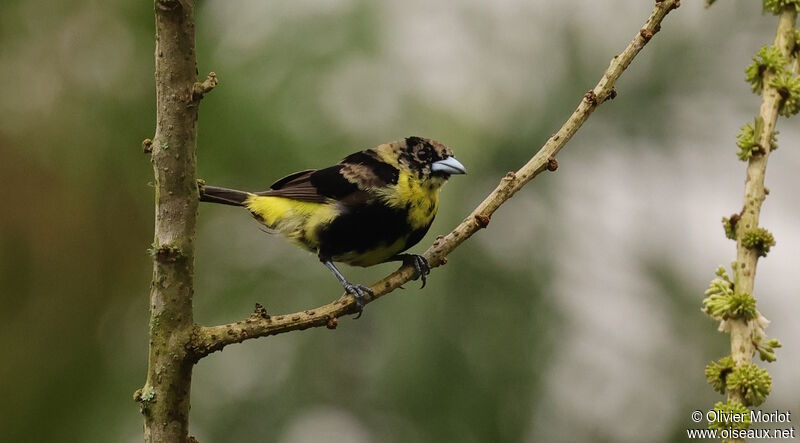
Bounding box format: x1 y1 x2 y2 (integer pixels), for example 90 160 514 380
135 0 210 441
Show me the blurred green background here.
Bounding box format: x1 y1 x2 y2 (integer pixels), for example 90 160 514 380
1 1 798 442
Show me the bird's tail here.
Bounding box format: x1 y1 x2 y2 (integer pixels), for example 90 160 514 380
200 185 252 207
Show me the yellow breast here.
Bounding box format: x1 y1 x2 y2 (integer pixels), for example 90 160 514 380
377 173 440 230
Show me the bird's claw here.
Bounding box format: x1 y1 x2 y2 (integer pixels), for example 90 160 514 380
343 283 373 319
403 254 431 288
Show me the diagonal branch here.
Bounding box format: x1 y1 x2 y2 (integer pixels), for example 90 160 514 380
190 0 681 359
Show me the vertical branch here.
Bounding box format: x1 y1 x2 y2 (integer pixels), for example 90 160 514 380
135 0 214 441
703 4 798 439
728 5 796 399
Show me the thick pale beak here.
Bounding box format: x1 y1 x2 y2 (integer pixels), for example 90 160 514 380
431 156 467 175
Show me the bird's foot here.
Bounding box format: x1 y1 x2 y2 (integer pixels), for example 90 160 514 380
343 282 373 319
401 254 431 288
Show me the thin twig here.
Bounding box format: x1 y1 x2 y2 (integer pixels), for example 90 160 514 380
191 0 681 358
191 71 219 102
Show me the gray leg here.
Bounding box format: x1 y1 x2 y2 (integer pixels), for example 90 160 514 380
391 254 431 288
322 260 373 318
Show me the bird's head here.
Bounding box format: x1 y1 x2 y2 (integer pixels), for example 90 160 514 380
394 136 466 185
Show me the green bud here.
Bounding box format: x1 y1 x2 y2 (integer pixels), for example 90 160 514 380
758 348 776 363
728 292 757 319
709 401 751 431
727 363 772 406
745 45 788 93
763 0 800 14
722 215 738 240
715 265 732 281
755 337 782 362
705 356 735 394
704 277 732 298
702 266 757 320
736 117 777 160
769 73 800 117
741 228 776 257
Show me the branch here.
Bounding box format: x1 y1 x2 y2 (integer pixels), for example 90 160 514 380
135 0 208 441
727 5 797 403
191 71 218 102
190 0 681 359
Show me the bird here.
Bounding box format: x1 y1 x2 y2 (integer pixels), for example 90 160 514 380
199 136 466 317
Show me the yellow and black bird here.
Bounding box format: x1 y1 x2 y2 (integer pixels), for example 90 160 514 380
199 136 466 316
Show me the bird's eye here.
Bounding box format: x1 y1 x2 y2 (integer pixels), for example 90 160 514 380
417 148 431 162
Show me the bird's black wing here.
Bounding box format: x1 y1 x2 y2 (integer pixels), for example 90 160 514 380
256 169 327 203
255 149 399 204
268 169 316 190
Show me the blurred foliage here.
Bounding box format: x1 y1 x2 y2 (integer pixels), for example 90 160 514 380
0 1 793 442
